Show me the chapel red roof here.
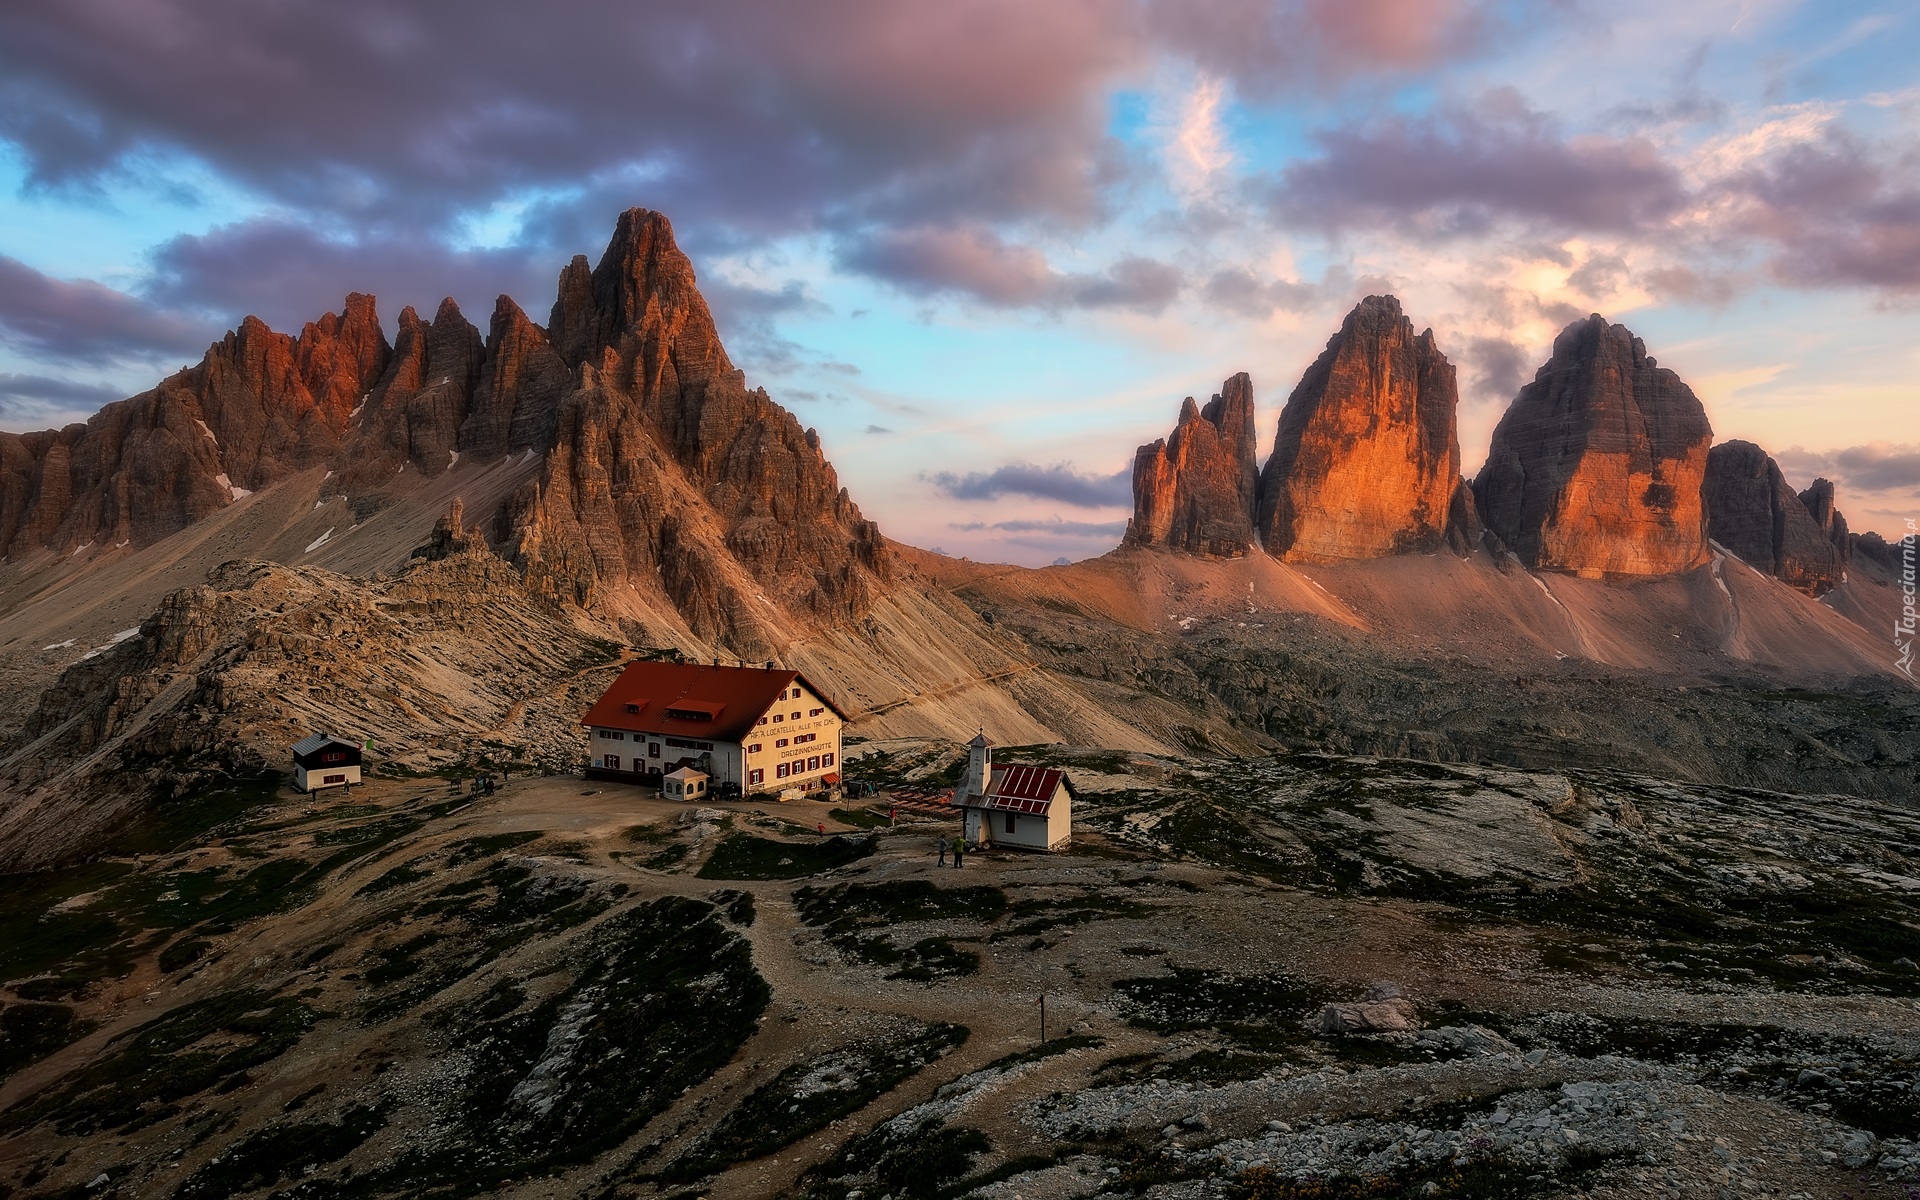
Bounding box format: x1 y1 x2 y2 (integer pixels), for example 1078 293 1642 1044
580 661 847 742
969 764 1071 815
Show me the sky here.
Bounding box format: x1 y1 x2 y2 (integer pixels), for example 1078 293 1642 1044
0 0 1916 565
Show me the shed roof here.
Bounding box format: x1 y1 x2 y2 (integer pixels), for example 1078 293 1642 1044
292 733 359 756
581 662 847 741
663 766 708 782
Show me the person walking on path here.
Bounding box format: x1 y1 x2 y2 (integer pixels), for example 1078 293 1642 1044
817 821 826 836
936 836 948 867
953 842 965 869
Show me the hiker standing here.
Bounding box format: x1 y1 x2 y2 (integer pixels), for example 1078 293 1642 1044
953 842 964 869
817 821 826 836
936 837 948 867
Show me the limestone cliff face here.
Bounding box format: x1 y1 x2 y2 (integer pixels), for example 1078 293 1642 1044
496 210 890 648
1473 315 1712 578
1703 441 1847 594
0 294 391 556
0 209 889 651
1798 479 1852 567
1256 296 1462 561
1123 374 1259 557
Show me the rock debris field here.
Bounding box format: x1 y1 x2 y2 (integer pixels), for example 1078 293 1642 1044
2 739 1920 1199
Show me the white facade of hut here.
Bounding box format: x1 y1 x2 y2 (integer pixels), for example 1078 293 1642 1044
292 733 362 793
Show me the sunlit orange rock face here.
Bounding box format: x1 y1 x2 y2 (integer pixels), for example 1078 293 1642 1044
1123 373 1260 557
0 208 891 650
1256 295 1462 562
1474 315 1712 578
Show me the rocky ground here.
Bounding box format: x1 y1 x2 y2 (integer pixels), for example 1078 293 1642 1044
2 740 1918 1199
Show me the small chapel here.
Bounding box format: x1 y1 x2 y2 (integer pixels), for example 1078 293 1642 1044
952 732 1074 852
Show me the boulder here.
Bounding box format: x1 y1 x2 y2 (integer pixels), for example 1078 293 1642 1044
1123 373 1260 556
1318 994 1420 1034
1257 296 1463 561
1473 315 1712 577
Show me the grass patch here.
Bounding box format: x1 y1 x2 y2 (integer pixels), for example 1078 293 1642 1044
356 861 431 896
795 880 1007 927
333 895 770 1197
696 834 874 880
992 894 1151 940
173 1103 387 1199
157 937 212 973
0 861 136 984
794 880 1007 978
802 1116 993 1200
1228 1147 1624 1198
103 771 282 856
708 890 756 926
665 1023 968 1181
0 1002 94 1081
362 862 620 1023
1114 966 1333 1053
643 842 691 871
0 988 320 1135
979 1033 1104 1072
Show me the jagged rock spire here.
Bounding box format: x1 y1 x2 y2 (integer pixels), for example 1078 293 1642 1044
1257 295 1463 561
1124 373 1260 556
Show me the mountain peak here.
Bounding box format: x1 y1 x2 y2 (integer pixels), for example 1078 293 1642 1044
1257 294 1463 561
1704 441 1849 594
1124 373 1260 557
1474 313 1712 578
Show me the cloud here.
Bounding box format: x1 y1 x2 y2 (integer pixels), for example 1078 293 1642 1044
0 372 126 423
1461 335 1528 402
838 226 1182 312
1147 0 1506 95
951 517 1128 536
0 1 1140 241
1830 443 1920 492
926 461 1131 507
864 424 893 434
1269 90 1689 236
1717 131 1920 292
1154 74 1233 201
1196 264 1394 319
143 219 555 335
0 255 208 364
1774 443 1920 497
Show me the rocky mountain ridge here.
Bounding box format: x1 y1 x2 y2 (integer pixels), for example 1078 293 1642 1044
1126 299 1884 595
1128 296 1482 565
0 209 889 655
